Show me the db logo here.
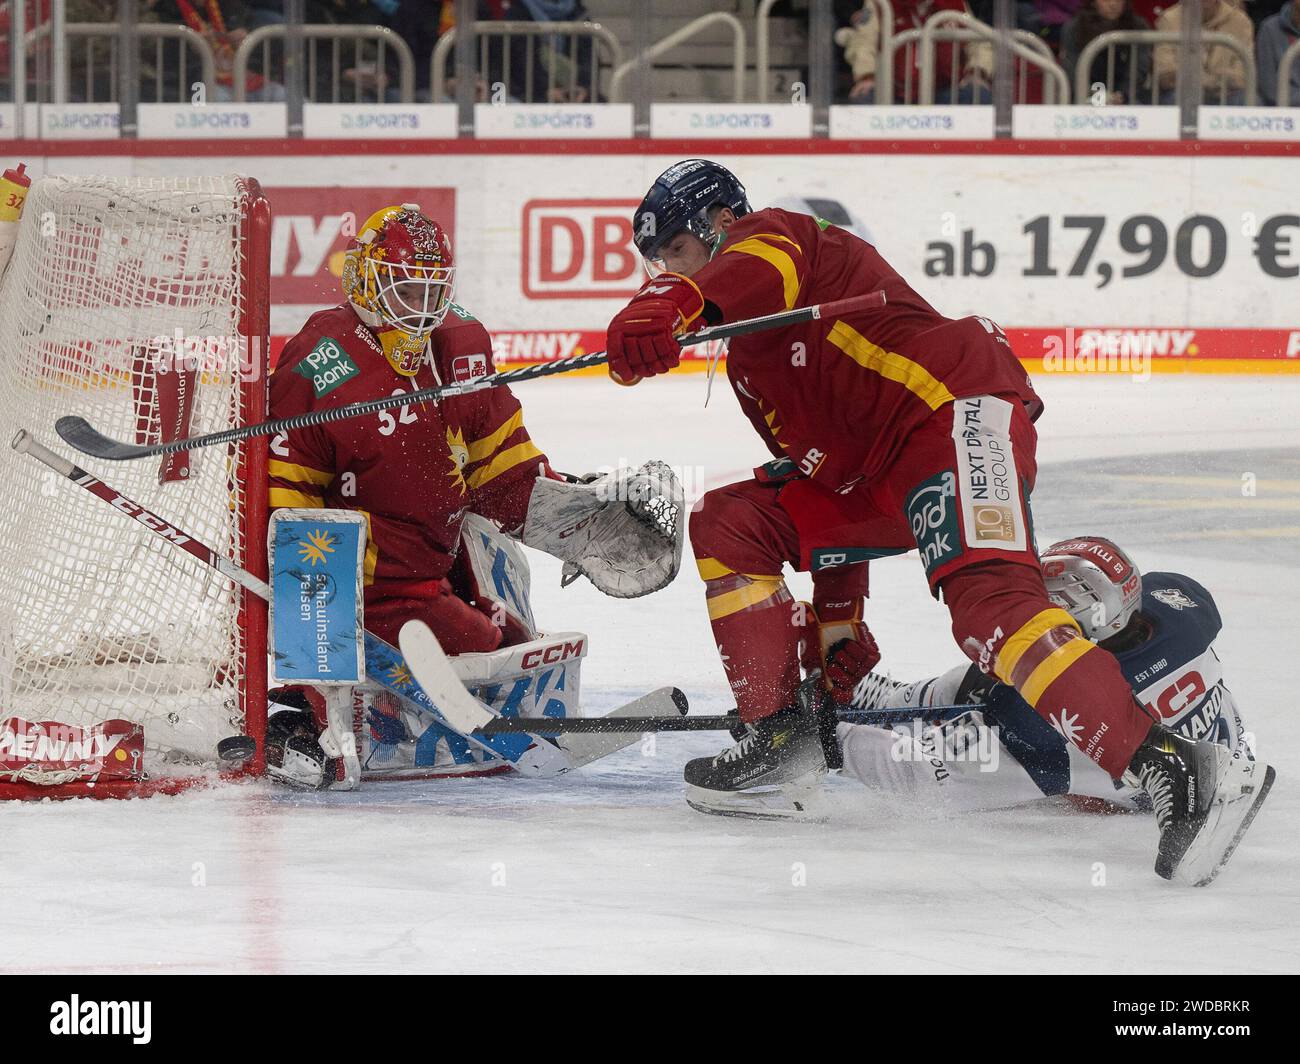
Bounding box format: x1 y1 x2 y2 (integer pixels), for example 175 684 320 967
520 640 586 670
522 199 642 299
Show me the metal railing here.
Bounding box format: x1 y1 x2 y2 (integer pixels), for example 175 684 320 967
232 24 415 104
765 0 896 104
915 13 1067 105
609 12 746 104
1271 35 1299 107
25 22 216 104
431 21 622 104
756 0 783 104
1075 30 1257 107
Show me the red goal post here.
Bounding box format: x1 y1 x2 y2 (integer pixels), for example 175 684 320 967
0 174 270 799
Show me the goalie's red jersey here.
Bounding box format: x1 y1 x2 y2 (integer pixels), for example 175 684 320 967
268 303 550 592
692 208 1042 490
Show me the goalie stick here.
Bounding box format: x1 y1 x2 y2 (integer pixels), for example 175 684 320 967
54 292 887 462
9 431 582 779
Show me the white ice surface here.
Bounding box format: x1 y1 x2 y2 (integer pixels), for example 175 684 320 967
3 373 1298 974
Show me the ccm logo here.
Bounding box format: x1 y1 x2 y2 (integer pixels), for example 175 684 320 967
520 640 586 670
521 199 642 300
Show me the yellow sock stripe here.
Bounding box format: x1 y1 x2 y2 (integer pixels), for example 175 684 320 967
994 607 1082 683
722 238 801 310
827 321 957 411
269 488 324 510
706 576 787 621
1019 637 1097 708
466 409 525 463
697 557 785 583
268 460 335 487
466 440 544 490
696 557 734 581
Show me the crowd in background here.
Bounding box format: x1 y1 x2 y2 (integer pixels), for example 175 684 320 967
2 0 601 103
834 0 1300 105
2 0 1297 107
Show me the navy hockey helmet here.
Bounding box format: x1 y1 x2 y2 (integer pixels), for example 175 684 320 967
632 159 751 266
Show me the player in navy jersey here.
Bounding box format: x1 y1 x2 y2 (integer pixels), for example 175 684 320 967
835 537 1254 813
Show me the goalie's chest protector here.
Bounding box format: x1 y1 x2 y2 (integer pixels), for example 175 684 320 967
289 312 481 569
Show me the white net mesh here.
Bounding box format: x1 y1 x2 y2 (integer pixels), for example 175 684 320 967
0 175 266 782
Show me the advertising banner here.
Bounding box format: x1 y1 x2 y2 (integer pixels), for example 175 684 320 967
20 143 1298 369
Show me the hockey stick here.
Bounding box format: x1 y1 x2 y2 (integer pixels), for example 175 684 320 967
478 703 977 735
53 291 887 462
8 430 567 776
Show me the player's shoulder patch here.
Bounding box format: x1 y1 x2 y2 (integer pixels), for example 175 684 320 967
431 311 495 385
1150 587 1198 611
1143 571 1222 642
449 351 491 384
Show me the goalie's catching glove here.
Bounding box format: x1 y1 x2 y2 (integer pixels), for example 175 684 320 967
605 274 704 383
522 460 684 598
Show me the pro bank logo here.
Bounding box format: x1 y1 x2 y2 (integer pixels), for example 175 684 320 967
50 996 151 1044
521 199 642 299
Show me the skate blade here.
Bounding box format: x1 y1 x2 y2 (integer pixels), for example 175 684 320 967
1171 761 1276 887
684 780 829 823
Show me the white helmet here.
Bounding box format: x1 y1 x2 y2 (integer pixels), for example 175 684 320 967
1041 536 1142 641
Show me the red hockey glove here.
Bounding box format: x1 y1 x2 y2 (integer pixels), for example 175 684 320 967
606 273 705 383
810 618 881 701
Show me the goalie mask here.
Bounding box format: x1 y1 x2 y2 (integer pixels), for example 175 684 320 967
1041 536 1142 642
342 204 456 376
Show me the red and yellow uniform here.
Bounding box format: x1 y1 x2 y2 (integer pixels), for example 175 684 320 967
700 209 1041 489
610 207 1155 779
269 301 551 653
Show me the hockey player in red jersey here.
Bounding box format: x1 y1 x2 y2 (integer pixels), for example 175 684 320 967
270 204 550 656
604 160 1273 884
267 203 682 786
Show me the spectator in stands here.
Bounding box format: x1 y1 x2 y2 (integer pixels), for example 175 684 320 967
1018 0 1086 49
370 0 448 101
151 1 287 101
439 1 598 105
1060 0 1153 101
492 0 599 103
1153 0 1255 103
837 0 994 103
1257 0 1300 103
1244 0 1281 29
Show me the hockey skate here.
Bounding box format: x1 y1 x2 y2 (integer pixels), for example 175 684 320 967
684 695 831 822
1128 723 1275 886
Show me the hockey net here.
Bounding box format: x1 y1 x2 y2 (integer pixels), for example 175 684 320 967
0 174 269 799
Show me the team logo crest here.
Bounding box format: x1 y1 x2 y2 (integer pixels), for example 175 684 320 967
1152 588 1198 611
445 426 470 495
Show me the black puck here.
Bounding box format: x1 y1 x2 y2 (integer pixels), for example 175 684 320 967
217 734 258 764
